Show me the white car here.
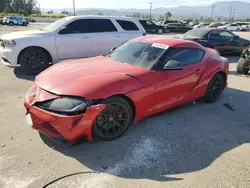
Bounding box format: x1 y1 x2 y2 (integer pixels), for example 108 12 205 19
0 15 146 74
236 22 250 31
218 23 242 31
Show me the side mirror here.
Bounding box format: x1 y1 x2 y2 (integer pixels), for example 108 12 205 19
235 35 240 39
163 60 183 70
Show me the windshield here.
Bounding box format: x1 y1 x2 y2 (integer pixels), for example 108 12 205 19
184 29 209 37
108 41 167 70
42 17 71 32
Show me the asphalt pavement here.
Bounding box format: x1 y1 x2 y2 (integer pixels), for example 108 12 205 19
0 23 249 188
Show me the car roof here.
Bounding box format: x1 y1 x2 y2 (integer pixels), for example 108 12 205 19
133 36 204 48
66 15 138 21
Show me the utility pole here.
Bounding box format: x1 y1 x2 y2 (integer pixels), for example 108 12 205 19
232 9 235 22
210 5 215 21
149 2 153 20
72 0 76 16
229 7 232 22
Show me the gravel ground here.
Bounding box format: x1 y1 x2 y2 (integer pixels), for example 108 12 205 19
0 23 250 188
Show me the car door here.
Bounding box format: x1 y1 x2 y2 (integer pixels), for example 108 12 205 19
116 19 142 39
208 30 232 53
55 19 92 60
219 30 243 53
88 18 127 57
145 20 156 32
154 48 205 112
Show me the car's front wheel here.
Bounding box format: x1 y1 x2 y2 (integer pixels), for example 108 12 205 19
19 47 52 75
92 97 133 141
237 57 249 74
157 28 164 34
9 21 14 26
236 28 240 31
204 73 225 103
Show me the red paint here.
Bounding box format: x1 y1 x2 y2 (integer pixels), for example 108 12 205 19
24 37 229 142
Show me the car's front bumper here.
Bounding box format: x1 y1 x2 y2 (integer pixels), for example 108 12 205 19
0 46 19 67
24 84 106 142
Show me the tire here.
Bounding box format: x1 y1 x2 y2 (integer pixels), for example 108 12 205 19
157 28 164 34
237 57 249 74
9 21 14 26
92 96 133 141
19 47 51 75
204 73 225 103
236 28 240 31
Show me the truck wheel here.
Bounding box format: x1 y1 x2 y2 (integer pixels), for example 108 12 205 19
9 22 14 26
19 48 52 75
237 57 249 74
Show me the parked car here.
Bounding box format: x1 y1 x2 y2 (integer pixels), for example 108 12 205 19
2 16 28 26
165 23 193 33
218 23 242 31
206 23 225 28
193 23 210 28
139 20 167 34
161 20 183 26
237 45 250 74
27 18 36 23
0 16 146 74
236 22 250 31
24 37 229 144
178 28 250 55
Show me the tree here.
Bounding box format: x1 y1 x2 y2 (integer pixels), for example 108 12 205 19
4 0 40 16
47 10 54 14
165 12 172 20
61 10 69 15
0 0 9 12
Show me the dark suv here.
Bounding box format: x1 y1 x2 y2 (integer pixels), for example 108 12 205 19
139 20 168 34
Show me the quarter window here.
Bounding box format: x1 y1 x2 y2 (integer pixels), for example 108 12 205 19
116 20 139 31
162 48 204 67
88 19 117 33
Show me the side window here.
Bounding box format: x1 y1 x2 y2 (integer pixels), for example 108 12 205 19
116 20 139 31
88 19 117 33
146 20 153 25
162 48 204 67
60 19 89 34
209 31 221 39
219 31 234 38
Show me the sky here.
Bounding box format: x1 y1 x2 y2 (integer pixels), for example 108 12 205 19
38 0 250 9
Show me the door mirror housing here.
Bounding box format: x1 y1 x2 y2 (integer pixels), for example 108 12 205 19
110 47 117 52
163 60 183 70
235 35 240 39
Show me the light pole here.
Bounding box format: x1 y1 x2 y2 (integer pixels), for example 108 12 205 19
149 2 153 20
229 7 232 22
72 0 76 15
210 5 215 21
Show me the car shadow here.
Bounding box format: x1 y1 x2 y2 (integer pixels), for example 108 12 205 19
13 67 36 81
43 87 250 182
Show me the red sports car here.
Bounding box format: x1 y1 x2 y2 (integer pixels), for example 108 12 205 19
24 36 229 144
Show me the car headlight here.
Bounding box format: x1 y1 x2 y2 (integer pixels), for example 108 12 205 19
36 97 92 115
3 40 16 47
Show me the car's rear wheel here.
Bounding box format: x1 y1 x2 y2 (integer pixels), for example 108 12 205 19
236 28 240 31
204 73 225 103
9 21 14 26
19 47 52 75
157 28 164 34
237 57 249 74
92 97 133 141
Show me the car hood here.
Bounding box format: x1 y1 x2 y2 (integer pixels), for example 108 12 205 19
35 56 152 99
239 37 250 46
1 30 49 40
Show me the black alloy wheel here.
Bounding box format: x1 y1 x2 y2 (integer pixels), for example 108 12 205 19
157 28 164 34
93 97 132 141
204 73 225 103
19 48 51 75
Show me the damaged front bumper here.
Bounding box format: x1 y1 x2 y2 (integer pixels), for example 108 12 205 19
24 84 106 142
